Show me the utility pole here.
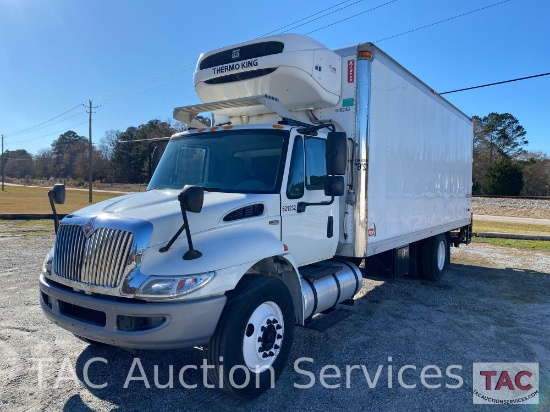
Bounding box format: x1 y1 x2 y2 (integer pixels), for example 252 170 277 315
85 100 98 203
1 134 4 192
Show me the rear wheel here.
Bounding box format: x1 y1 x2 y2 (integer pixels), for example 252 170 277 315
421 234 449 281
203 274 294 400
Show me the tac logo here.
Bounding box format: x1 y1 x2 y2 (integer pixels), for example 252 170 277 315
473 363 539 404
231 49 240 59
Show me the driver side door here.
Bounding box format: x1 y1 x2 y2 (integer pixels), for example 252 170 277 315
281 134 338 266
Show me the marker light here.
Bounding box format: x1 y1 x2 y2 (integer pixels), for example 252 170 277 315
358 51 372 60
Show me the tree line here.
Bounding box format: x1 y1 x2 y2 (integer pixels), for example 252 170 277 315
4 119 186 186
473 113 549 196
2 113 549 196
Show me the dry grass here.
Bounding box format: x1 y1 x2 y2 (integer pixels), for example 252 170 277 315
472 238 550 253
473 219 550 235
0 186 121 214
472 219 550 252
0 220 54 237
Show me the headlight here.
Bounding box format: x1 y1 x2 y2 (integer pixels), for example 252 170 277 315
42 252 53 275
135 272 215 299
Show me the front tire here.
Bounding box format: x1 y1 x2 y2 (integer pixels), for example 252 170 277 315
203 275 294 399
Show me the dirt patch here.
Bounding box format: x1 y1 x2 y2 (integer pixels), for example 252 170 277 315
473 197 550 219
473 205 550 219
452 242 550 273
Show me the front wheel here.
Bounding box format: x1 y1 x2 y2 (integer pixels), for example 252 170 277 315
203 275 294 399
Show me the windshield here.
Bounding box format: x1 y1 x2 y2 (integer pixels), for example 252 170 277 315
148 129 289 193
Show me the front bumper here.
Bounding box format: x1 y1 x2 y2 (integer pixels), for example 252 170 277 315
39 274 226 349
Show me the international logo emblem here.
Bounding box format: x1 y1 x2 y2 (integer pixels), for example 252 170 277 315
82 219 95 238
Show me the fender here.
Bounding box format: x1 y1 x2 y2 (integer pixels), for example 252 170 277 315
138 228 305 323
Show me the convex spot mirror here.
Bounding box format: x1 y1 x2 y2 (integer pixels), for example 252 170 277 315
324 175 345 197
50 184 66 205
178 185 204 213
326 131 347 176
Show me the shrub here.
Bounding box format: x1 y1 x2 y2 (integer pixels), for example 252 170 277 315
482 160 523 196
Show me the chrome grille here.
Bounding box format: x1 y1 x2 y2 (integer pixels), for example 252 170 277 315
54 224 135 288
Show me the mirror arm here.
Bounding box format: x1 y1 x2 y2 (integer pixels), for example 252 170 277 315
48 190 60 234
159 188 202 260
297 196 335 213
160 191 203 260
180 204 202 260
159 223 186 253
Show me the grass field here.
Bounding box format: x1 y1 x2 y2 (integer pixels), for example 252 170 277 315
473 220 550 235
471 218 550 252
472 238 550 252
0 186 121 214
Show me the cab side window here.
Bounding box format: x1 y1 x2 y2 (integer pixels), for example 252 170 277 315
286 136 304 199
305 137 326 190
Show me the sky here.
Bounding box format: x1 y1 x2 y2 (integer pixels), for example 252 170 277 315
0 0 548 156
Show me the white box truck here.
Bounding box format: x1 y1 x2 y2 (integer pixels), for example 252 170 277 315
40 33 473 399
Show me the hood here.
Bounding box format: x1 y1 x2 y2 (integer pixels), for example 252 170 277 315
69 189 279 247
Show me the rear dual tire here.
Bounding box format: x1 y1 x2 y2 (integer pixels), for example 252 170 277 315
409 234 450 281
421 234 449 281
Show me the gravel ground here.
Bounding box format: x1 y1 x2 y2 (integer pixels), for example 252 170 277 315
1 222 549 411
473 196 550 219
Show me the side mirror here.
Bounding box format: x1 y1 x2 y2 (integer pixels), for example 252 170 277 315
48 184 65 234
50 184 66 205
178 185 204 213
324 175 345 197
326 132 347 176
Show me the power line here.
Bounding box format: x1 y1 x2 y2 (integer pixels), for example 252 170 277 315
93 64 195 101
374 0 510 43
10 121 89 145
440 72 550 95
4 111 88 138
263 0 364 36
3 103 85 138
104 95 196 118
261 0 356 36
306 1 397 35
100 76 191 105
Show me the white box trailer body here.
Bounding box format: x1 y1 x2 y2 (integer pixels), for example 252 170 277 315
329 43 473 258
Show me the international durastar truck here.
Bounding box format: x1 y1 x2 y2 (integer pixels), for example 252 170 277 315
39 34 473 399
